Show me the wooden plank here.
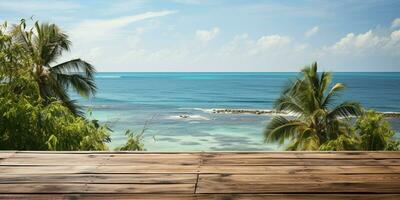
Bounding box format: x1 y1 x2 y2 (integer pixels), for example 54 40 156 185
13 151 400 158
1 151 399 199
8 153 200 159
0 165 198 174
0 152 16 159
1 194 400 200
0 174 197 184
197 174 400 193
199 165 400 174
196 194 400 200
197 182 400 194
7 152 397 166
0 194 198 200
1 153 200 166
0 183 195 194
14 151 202 154
202 158 400 166
202 152 400 159
199 174 400 183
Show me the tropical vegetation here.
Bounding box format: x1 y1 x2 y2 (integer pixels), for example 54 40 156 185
0 20 144 151
11 19 96 116
264 62 399 151
356 110 399 150
115 130 145 151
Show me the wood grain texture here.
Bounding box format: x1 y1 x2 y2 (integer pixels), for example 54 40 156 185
202 158 400 165
0 174 197 183
197 174 400 193
0 151 399 198
198 165 400 174
1 194 400 200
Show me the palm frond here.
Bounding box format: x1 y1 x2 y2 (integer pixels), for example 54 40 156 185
322 83 346 108
62 99 84 117
328 101 363 119
319 71 332 99
45 75 84 116
53 73 96 97
264 116 306 145
51 59 96 79
300 134 320 151
274 94 305 115
10 24 35 55
33 22 71 65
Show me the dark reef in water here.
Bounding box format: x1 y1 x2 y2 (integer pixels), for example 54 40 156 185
210 108 400 118
211 108 286 115
382 112 400 118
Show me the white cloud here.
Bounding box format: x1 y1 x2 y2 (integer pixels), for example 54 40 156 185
329 31 378 51
63 10 177 69
324 30 391 54
196 27 220 42
0 0 80 12
391 30 400 41
305 26 319 37
257 35 291 48
318 29 400 69
62 10 400 72
391 18 400 29
215 33 310 71
70 10 177 41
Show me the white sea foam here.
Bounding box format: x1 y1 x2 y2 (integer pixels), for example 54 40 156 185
382 112 400 114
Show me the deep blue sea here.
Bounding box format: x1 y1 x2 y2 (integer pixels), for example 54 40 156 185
73 72 400 151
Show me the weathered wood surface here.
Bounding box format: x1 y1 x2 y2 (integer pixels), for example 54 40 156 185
0 151 399 199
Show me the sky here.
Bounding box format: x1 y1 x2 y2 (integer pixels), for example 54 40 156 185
0 0 400 72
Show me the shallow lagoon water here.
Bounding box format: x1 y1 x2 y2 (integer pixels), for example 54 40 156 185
74 72 400 151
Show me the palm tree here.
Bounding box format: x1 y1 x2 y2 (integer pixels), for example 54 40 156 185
264 62 362 150
11 20 96 116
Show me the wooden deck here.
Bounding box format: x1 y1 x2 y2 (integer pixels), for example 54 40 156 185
1 151 400 199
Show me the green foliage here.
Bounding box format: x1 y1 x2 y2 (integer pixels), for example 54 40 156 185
264 62 363 150
115 129 145 151
0 93 111 150
319 110 399 151
0 20 113 151
319 133 360 151
114 119 151 151
264 62 399 151
355 110 399 151
11 19 96 116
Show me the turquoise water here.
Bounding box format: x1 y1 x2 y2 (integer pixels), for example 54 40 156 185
73 72 400 151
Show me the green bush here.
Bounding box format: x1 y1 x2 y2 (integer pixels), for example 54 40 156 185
0 20 144 151
319 110 399 151
356 110 399 151
0 62 111 150
115 129 145 151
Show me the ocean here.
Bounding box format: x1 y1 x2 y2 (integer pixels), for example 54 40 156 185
73 72 400 151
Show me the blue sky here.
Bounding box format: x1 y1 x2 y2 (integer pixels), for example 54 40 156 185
0 0 400 71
